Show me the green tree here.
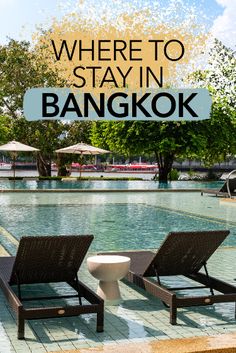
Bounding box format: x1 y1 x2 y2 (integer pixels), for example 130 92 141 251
91 121 206 182
0 39 67 176
206 39 235 113
189 39 236 165
65 121 92 145
0 115 11 144
92 40 236 181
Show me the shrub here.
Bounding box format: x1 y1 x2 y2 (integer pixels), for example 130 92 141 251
76 177 143 181
38 176 62 181
169 169 179 181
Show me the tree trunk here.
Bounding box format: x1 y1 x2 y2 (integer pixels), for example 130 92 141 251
37 153 52 177
154 151 174 183
158 167 170 182
56 155 71 177
57 165 70 177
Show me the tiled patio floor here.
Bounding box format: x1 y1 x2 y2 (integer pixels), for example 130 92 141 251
0 248 236 353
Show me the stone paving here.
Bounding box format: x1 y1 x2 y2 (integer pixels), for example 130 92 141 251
0 248 236 353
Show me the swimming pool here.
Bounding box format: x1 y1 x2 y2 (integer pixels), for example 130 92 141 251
0 191 235 255
0 190 236 351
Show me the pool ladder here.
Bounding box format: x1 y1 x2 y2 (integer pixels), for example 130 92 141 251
226 169 236 198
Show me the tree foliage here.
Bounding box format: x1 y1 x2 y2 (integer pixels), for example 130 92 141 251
0 40 95 175
190 39 236 165
92 40 236 181
0 39 235 179
0 40 63 117
206 39 235 113
0 115 11 144
91 121 206 181
0 40 68 175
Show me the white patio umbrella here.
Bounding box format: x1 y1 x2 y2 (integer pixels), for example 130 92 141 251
55 142 111 177
0 140 39 179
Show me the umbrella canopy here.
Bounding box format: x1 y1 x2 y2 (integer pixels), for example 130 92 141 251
55 142 111 177
55 142 110 155
0 140 39 179
0 140 39 152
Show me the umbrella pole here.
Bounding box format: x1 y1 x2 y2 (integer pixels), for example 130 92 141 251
79 153 83 178
13 153 16 181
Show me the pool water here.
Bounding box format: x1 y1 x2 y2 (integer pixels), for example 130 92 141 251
0 193 235 255
0 179 224 190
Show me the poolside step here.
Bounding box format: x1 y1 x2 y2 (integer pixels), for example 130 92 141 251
0 244 9 256
0 226 19 245
0 226 18 255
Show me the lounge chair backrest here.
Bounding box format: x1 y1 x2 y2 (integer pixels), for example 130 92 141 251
220 177 236 193
9 235 93 285
144 230 229 276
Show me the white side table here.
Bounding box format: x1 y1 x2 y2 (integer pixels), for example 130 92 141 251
87 255 130 305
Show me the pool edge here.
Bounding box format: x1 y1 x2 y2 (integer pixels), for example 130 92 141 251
0 188 201 192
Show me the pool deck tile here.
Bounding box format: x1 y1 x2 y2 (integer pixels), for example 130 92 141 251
0 249 235 352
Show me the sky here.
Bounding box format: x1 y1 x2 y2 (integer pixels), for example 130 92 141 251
0 0 235 49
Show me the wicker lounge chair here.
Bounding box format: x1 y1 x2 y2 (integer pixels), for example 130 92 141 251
101 230 236 324
201 177 236 197
0 235 104 339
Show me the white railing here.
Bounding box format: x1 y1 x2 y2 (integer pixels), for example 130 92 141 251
226 169 236 198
